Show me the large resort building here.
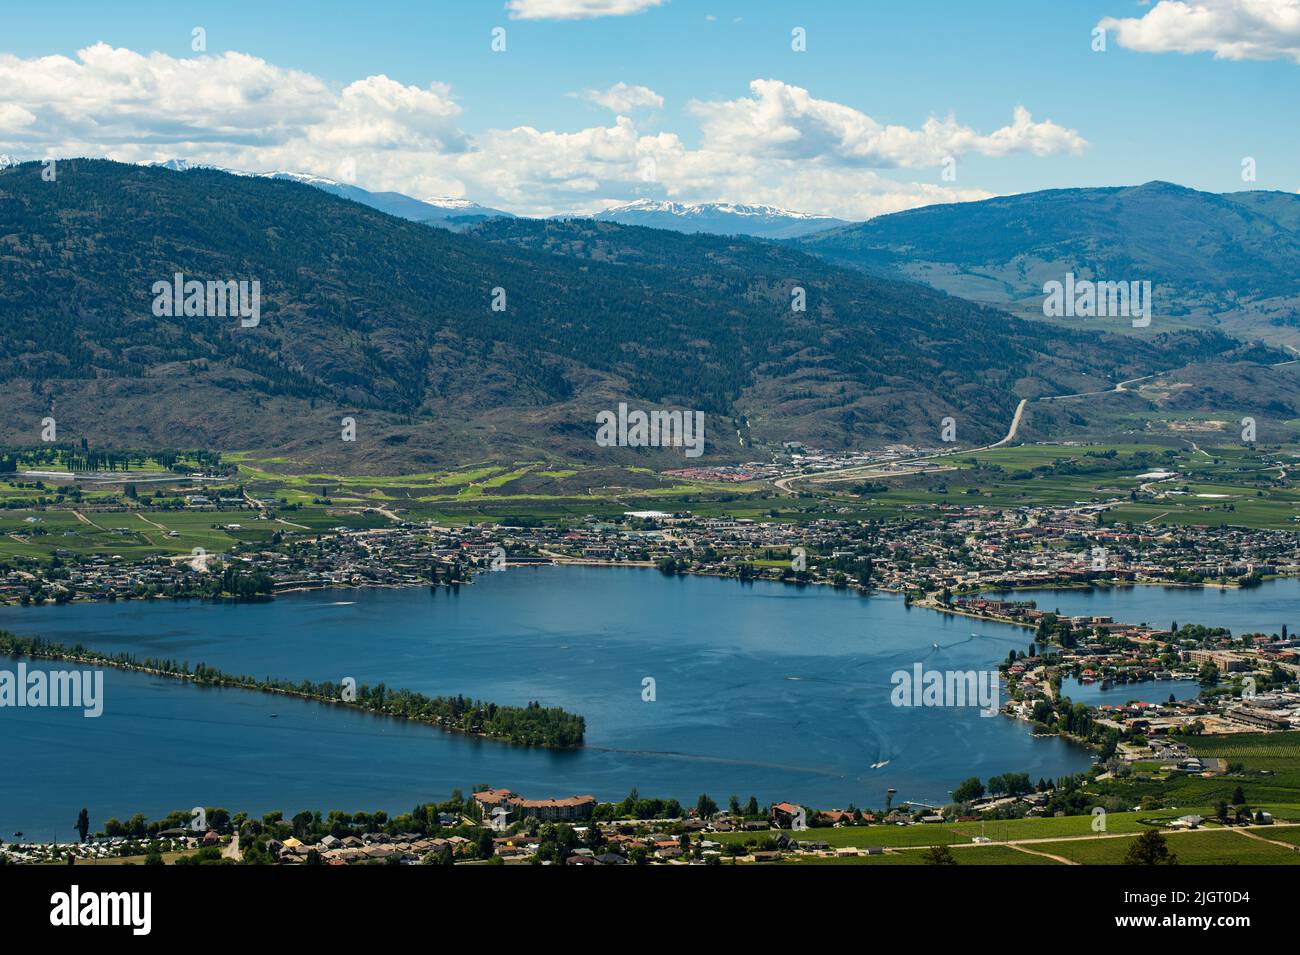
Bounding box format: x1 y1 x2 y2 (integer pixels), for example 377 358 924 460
474 788 597 824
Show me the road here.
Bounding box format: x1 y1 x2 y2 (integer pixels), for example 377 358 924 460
773 398 1027 493
221 830 241 861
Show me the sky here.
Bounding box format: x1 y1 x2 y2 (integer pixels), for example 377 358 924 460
2 0 1300 219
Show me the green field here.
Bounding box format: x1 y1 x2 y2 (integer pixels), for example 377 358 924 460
828 440 1300 529
712 807 1229 851
782 844 1063 865
1032 829 1300 865
772 828 1300 864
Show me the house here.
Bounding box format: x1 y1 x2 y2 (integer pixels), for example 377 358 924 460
472 788 516 809
795 839 830 851
770 802 804 829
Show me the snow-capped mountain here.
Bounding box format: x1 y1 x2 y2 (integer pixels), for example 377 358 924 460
578 199 852 238
143 161 513 228
143 163 843 238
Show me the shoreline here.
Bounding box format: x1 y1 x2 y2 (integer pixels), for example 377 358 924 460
0 635 586 752
3 569 1288 808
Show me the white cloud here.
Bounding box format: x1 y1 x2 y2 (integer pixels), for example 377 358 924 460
506 0 665 20
0 43 1082 220
1099 0 1300 63
0 43 465 152
0 102 36 131
689 80 1086 167
580 82 663 112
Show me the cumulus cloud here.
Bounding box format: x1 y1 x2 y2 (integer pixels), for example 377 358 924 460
0 43 1081 220
580 82 664 112
0 43 465 153
506 0 666 20
1099 0 1300 63
689 79 1086 167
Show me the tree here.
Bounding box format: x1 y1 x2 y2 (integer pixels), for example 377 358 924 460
922 845 957 865
1231 785 1246 806
75 808 89 844
1123 829 1178 865
696 793 718 821
952 777 984 803
476 828 495 859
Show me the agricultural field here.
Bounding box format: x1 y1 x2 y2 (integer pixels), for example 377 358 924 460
770 828 1300 865
1031 829 1300 865
710 806 1236 851
835 440 1300 529
229 455 770 516
0 509 264 561
784 845 1062 864
1086 732 1300 813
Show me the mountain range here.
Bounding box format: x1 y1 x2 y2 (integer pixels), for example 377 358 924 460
799 181 1300 347
579 199 848 238
147 161 847 238
0 159 1260 472
145 160 515 228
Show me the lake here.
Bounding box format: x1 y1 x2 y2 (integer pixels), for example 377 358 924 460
987 579 1300 636
1 569 1290 837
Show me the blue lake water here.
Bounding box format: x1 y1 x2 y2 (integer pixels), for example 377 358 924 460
0 569 1292 837
1058 677 1202 707
987 579 1300 636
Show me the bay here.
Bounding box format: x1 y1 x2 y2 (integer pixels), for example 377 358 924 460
5 569 1285 837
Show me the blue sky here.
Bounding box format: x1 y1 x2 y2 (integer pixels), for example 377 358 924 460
2 0 1299 217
